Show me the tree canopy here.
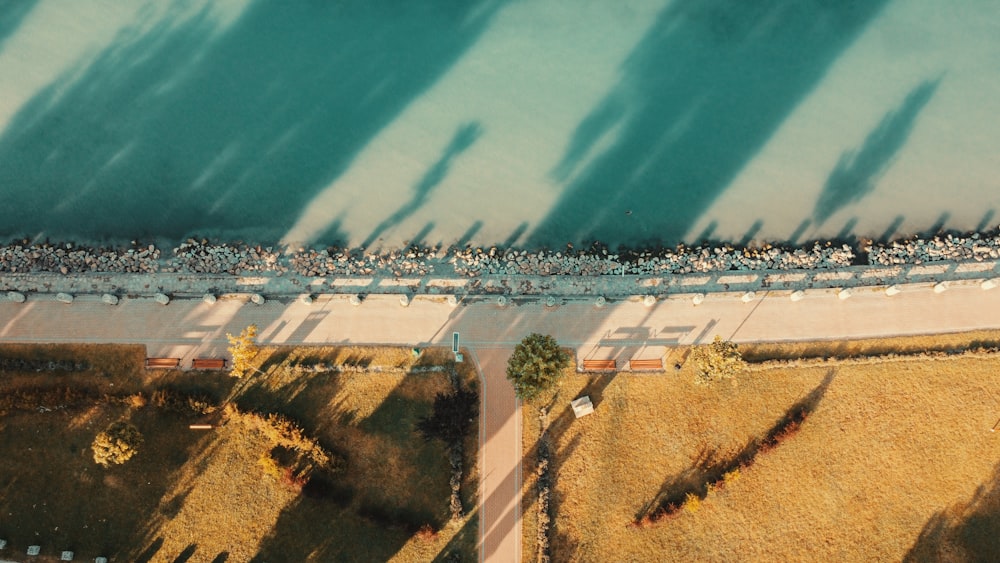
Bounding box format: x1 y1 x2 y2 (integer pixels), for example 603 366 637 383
690 335 746 384
506 333 570 401
226 324 259 378
92 420 144 467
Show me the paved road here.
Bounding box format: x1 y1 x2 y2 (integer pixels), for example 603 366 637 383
4 279 1000 562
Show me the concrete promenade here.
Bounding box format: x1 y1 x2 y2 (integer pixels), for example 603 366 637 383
4 278 1000 561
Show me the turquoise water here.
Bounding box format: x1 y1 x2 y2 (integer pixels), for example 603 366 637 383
0 0 998 249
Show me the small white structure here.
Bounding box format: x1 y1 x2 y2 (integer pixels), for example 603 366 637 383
56 292 74 304
447 294 458 307
982 278 999 290
740 291 756 303
95 558 108 563
399 294 411 307
101 294 119 305
300 294 314 304
691 293 705 306
643 295 656 307
60 551 73 561
27 545 40 556
790 290 805 302
6 291 25 303
203 293 217 304
153 293 170 305
571 396 595 418
349 294 362 306
885 285 902 296
594 296 606 308
933 282 949 293
838 288 852 300
250 293 265 305
496 295 508 307
545 296 559 307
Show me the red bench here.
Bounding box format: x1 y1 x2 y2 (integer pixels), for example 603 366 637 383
581 359 617 371
146 357 181 369
629 358 663 371
191 358 227 370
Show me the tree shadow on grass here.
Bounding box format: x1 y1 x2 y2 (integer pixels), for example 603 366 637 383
637 369 836 523
531 0 890 249
904 460 1000 562
0 0 504 243
813 78 943 226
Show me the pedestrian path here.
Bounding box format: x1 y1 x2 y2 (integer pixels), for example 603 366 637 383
4 279 1000 562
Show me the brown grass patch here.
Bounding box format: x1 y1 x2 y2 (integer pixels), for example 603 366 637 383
0 345 479 562
522 346 1000 561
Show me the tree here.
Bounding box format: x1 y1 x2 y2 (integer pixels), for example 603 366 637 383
506 333 570 401
226 324 259 378
416 388 479 447
92 420 143 467
690 335 746 384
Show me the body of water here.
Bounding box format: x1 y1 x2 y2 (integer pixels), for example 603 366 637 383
0 0 997 250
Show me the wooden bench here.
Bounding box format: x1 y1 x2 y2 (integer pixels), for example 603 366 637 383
629 358 663 371
581 359 617 371
191 358 227 370
145 357 181 369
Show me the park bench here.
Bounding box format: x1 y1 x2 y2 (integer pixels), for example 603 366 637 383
145 357 180 369
191 358 227 370
581 359 617 371
629 358 663 371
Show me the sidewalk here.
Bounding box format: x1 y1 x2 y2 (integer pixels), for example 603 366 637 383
3 279 1000 562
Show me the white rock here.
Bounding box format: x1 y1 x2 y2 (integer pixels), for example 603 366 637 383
154 293 170 305
399 294 410 307
250 293 265 305
101 294 119 305
933 282 949 294
447 295 458 307
300 294 314 304
350 294 362 306
595 296 607 308
885 285 902 296
203 293 217 304
741 291 756 303
838 288 852 300
790 290 805 302
6 291 25 303
56 292 74 304
691 293 705 306
643 295 656 307
981 278 999 290
496 295 508 307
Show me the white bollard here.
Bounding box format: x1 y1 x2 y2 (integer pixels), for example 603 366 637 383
349 294 362 306
643 295 656 307
838 288 852 300
203 293 217 304
56 292 74 304
933 282 948 294
101 294 119 305
691 293 705 306
250 293 265 305
447 295 458 307
6 291 25 303
595 296 607 308
154 293 170 305
982 278 999 290
885 285 901 296
545 296 559 307
496 295 508 307
790 290 805 302
741 291 756 303
399 294 411 307
300 294 314 305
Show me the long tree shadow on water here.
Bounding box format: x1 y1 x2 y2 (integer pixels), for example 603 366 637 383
0 0 504 242
530 0 891 249
813 77 942 225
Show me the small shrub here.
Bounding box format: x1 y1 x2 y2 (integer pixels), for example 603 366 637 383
690 335 746 385
682 493 701 514
723 468 741 486
415 524 438 542
92 420 143 467
226 324 259 378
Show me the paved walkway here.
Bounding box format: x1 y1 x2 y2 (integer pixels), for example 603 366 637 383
4 279 1000 561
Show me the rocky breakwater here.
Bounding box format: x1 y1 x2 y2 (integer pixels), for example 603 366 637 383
289 246 438 277
866 232 1000 265
0 241 160 274
451 242 856 277
167 240 286 275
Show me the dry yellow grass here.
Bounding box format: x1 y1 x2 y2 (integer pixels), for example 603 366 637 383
523 339 1000 562
0 344 479 562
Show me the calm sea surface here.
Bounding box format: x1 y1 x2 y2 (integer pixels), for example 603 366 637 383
0 0 997 250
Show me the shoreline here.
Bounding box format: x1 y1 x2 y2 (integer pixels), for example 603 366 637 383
1 229 999 300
